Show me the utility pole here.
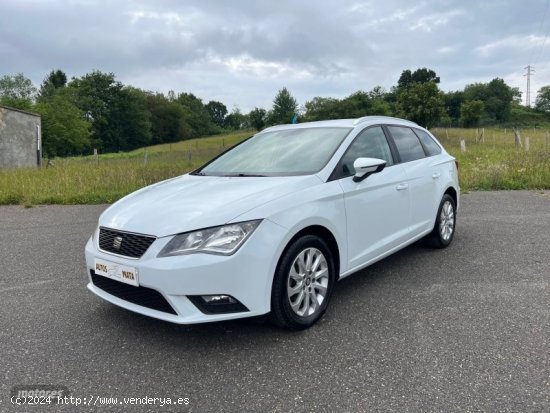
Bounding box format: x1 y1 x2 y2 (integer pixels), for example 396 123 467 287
524 65 535 107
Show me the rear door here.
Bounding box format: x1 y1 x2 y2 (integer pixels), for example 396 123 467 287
385 126 444 236
335 126 410 270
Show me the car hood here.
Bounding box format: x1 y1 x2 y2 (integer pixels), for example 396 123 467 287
99 174 322 237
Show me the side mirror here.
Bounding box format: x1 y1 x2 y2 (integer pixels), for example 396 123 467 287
352 157 387 182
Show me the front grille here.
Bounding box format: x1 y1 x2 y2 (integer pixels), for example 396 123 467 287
90 270 177 315
99 227 155 258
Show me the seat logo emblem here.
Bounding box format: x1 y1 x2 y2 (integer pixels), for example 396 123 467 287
113 236 123 250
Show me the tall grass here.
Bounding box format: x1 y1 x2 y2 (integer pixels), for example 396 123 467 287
432 127 550 191
0 131 251 205
0 128 548 206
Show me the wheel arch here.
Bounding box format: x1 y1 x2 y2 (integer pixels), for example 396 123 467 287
443 186 458 209
277 225 341 280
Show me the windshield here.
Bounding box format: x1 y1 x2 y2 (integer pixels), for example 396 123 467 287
197 127 351 176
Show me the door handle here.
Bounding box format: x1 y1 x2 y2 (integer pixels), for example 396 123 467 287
432 172 441 179
396 183 409 191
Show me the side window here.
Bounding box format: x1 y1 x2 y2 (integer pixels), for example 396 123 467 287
387 126 426 162
414 129 442 156
339 127 394 177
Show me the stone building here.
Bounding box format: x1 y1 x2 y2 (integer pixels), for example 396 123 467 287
0 105 42 168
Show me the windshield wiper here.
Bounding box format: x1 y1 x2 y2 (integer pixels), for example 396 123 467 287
224 173 267 177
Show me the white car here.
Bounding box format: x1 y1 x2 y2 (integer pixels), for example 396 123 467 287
85 116 459 329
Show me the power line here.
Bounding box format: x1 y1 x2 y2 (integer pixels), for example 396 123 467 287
524 65 535 107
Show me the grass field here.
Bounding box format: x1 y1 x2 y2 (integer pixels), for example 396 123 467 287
0 127 549 205
432 127 550 191
0 131 252 205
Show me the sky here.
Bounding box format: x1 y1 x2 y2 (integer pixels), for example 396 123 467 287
1 0 549 111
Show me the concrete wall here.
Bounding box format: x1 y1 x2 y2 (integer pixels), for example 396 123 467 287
0 105 41 168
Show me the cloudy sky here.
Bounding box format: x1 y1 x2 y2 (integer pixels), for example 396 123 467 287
1 0 549 110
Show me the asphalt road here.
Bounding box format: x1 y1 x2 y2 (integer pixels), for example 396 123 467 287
0 191 549 412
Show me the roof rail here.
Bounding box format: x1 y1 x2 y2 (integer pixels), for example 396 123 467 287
353 116 418 126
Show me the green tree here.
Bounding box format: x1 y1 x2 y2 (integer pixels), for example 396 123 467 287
176 93 215 137
68 71 151 152
460 100 485 127
34 89 91 157
146 93 189 144
396 81 444 128
397 68 439 90
111 86 152 150
485 78 515 121
463 82 487 101
397 70 413 90
367 86 392 116
38 69 67 102
68 70 119 149
369 98 391 116
411 68 440 84
0 73 36 110
268 87 298 125
248 107 267 130
303 89 392 122
205 100 228 128
303 97 342 121
368 85 386 100
443 91 464 125
535 86 550 112
224 107 246 130
463 78 515 123
340 91 373 118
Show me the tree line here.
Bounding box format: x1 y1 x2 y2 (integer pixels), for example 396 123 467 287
302 68 550 128
1 68 549 157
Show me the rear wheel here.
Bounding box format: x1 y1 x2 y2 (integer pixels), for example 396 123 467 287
269 235 336 330
425 194 456 248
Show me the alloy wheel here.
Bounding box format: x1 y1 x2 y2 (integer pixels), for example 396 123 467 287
439 200 455 241
287 248 329 317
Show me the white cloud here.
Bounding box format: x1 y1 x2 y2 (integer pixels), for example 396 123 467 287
410 9 467 32
0 0 549 109
476 35 547 57
365 5 424 28
215 55 313 80
437 46 457 54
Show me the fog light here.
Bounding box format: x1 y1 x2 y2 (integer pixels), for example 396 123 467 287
187 294 249 314
201 295 236 304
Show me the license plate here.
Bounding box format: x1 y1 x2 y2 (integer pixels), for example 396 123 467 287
94 258 139 287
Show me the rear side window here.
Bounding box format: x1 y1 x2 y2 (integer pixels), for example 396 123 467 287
387 126 426 162
338 127 394 177
414 129 442 156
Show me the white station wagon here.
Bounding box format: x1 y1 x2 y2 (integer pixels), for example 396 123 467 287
85 116 459 329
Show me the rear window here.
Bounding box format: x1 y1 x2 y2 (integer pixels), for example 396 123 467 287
414 129 442 156
387 126 426 162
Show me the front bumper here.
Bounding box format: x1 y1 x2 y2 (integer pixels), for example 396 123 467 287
85 219 290 324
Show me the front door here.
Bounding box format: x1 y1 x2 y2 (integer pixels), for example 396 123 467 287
336 126 410 271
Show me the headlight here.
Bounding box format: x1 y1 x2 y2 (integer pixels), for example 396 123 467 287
157 220 262 257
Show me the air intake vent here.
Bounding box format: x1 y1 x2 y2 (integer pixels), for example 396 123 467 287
90 270 177 315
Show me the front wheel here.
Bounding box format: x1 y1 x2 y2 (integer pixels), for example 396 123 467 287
425 194 456 248
269 235 336 330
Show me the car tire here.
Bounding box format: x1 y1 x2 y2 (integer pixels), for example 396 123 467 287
269 235 336 330
425 194 456 249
